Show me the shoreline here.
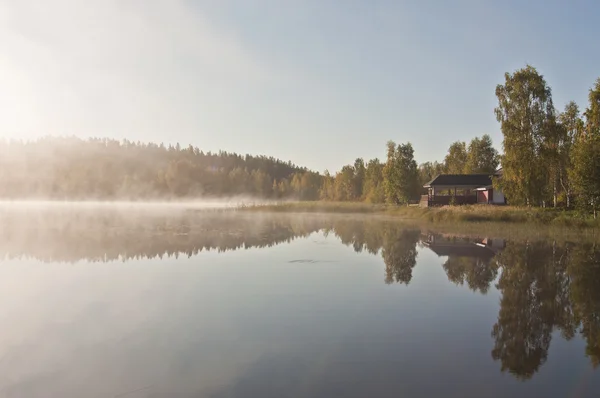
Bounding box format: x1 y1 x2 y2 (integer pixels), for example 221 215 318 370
239 201 599 229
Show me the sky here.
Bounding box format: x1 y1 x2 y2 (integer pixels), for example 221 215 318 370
0 0 599 173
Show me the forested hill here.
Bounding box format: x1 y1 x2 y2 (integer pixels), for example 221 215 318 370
0 137 321 199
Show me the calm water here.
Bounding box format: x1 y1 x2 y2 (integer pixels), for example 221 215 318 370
0 206 599 397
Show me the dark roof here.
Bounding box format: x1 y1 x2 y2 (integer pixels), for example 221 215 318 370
424 174 492 188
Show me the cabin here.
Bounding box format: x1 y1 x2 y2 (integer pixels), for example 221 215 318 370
420 169 505 207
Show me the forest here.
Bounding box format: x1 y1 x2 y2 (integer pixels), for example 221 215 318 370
0 137 320 200
2 65 600 212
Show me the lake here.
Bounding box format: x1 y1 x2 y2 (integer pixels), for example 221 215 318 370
0 205 599 397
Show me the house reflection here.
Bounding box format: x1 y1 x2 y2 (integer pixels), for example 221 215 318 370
422 233 505 258
422 233 504 294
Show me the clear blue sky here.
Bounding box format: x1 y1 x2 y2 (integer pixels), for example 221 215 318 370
0 0 598 172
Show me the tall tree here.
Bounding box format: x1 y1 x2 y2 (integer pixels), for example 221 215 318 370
333 165 356 201
557 101 582 207
353 158 366 200
495 65 556 206
291 171 322 200
319 171 335 200
363 159 385 203
570 79 600 217
541 117 564 207
383 141 419 205
584 78 600 136
464 134 499 174
444 141 468 174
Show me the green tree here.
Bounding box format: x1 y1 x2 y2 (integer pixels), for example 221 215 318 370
333 165 356 201
584 78 600 135
353 158 366 200
570 79 600 217
383 141 419 205
291 171 322 200
464 134 499 174
444 141 468 174
557 101 582 207
363 159 385 203
319 171 335 200
495 65 556 206
542 118 565 207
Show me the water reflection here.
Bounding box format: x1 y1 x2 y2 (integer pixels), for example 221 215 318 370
1 207 600 384
423 234 501 294
570 244 600 368
490 242 574 379
327 220 421 284
423 236 600 380
0 207 325 262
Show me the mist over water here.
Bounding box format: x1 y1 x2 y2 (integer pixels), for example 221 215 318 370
0 205 599 397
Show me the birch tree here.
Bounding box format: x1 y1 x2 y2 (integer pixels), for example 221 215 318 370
557 101 582 207
495 65 556 206
571 79 600 217
383 141 419 205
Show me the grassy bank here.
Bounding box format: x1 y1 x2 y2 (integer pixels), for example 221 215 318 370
241 201 599 228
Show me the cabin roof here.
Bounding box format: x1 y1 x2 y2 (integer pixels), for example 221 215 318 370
423 174 493 188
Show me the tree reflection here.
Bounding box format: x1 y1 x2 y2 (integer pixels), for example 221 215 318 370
424 234 501 294
489 241 578 379
568 243 600 367
0 207 326 263
4 206 600 380
424 235 600 380
326 220 420 284
491 242 552 379
382 228 420 284
443 256 498 293
0 208 423 275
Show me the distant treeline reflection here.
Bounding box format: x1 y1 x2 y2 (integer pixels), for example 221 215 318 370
1 209 600 380
0 208 323 262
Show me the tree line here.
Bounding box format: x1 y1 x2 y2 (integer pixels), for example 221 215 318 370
321 134 500 203
2 65 599 213
1 134 497 203
326 65 600 214
0 136 322 200
495 66 600 212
